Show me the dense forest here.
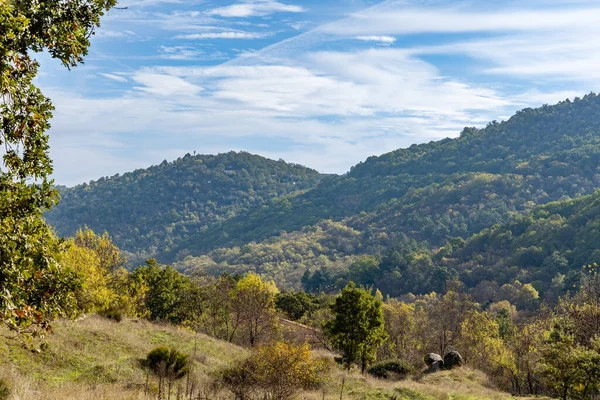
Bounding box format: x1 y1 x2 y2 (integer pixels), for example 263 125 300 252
45 152 324 265
181 94 600 254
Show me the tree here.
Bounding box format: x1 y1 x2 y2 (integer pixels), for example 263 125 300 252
348 255 380 286
325 282 388 372
417 290 477 355
132 259 190 323
231 273 279 346
61 240 114 313
198 274 239 342
0 0 115 341
379 300 418 363
275 291 318 321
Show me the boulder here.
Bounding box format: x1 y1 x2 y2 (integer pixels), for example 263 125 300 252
427 360 444 373
423 353 443 367
443 351 463 369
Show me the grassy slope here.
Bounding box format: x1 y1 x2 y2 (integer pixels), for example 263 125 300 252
0 316 548 400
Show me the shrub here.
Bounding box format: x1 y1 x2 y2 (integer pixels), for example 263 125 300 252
99 308 123 322
367 359 414 379
218 342 330 400
0 378 10 400
144 347 189 399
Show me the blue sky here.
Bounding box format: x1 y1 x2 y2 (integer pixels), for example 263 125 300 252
37 0 600 186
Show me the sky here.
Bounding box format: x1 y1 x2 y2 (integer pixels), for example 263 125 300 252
36 0 600 186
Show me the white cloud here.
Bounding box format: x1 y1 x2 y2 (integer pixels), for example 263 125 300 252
355 36 396 44
321 6 600 36
132 72 203 96
100 73 128 83
176 31 268 39
41 0 600 185
206 1 304 18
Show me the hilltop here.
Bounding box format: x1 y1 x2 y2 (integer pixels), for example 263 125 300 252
186 93 600 255
45 151 324 265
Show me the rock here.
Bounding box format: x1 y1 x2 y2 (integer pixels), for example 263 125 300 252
443 351 463 369
427 360 444 373
423 353 443 367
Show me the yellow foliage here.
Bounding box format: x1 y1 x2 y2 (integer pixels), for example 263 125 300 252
219 341 330 400
62 241 117 313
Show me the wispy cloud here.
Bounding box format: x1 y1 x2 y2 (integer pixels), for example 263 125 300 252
321 5 600 36
206 1 304 18
132 72 204 96
355 35 396 44
176 31 269 39
40 0 600 185
100 73 128 83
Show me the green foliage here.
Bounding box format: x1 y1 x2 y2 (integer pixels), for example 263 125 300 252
0 378 10 400
449 189 600 301
325 282 388 372
275 291 319 321
145 346 190 381
0 0 115 343
180 219 363 290
132 259 191 324
367 359 414 379
46 151 324 266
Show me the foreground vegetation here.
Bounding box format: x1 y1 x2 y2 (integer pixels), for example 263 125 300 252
0 315 548 400
3 227 598 399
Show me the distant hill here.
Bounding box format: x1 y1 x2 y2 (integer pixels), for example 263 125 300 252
47 93 600 291
45 151 324 265
171 93 600 257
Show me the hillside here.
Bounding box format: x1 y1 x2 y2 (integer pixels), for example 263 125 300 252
45 151 324 265
445 188 600 299
0 316 538 400
46 94 600 281
179 94 600 257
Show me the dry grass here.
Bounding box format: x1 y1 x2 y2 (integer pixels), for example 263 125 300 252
0 316 550 400
0 315 245 399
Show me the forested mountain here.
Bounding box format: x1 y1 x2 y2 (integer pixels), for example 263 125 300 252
45 151 324 264
167 93 600 259
47 93 600 291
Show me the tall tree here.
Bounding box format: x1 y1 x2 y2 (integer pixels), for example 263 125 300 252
231 273 279 346
0 0 115 342
325 282 388 373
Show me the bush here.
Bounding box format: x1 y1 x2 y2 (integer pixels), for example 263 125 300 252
99 308 123 322
145 347 189 380
0 378 10 400
367 359 414 379
144 346 190 399
218 342 330 400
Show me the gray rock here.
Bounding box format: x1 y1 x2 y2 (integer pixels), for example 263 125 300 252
443 351 463 369
427 360 444 373
423 353 443 367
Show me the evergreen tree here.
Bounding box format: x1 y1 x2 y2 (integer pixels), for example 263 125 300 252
325 282 388 372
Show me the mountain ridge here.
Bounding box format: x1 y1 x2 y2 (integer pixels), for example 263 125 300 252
47 93 600 291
